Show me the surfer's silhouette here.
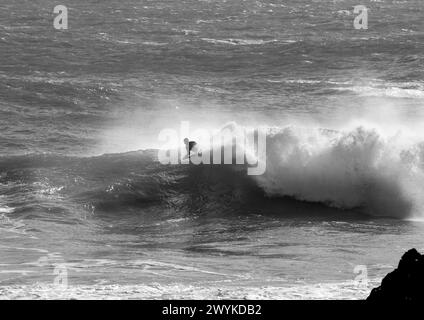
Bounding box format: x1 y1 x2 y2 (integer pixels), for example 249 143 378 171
184 138 198 160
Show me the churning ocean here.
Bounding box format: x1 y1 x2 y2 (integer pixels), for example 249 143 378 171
0 0 424 299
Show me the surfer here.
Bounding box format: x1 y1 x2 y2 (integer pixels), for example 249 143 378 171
184 138 198 160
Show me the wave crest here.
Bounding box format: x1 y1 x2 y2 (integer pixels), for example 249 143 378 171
255 125 424 218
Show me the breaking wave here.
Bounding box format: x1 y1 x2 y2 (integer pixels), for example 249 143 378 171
1 124 424 220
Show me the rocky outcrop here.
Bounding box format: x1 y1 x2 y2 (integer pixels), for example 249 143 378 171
367 248 424 301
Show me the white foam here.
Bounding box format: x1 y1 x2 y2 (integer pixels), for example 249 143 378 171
252 124 424 219
336 85 424 99
0 207 14 214
201 38 278 45
0 279 380 300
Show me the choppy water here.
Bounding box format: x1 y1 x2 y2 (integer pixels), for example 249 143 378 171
1 0 424 299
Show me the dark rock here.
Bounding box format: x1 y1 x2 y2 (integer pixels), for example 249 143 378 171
367 248 424 301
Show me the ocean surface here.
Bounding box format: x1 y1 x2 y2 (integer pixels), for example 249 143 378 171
1 0 424 299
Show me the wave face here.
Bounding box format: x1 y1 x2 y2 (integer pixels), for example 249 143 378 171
2 124 424 221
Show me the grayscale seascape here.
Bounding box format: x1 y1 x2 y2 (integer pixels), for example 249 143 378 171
0 0 423 299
